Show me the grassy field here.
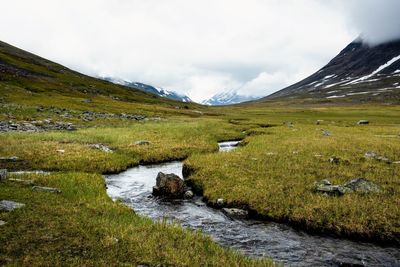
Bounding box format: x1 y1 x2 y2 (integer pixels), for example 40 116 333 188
185 105 400 244
1 40 400 265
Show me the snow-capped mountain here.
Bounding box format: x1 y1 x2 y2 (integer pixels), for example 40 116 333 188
262 38 400 103
105 78 192 103
202 90 258 106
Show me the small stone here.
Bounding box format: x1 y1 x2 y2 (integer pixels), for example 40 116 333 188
134 140 150 146
0 220 6 226
364 151 377 159
322 130 332 136
216 198 225 207
0 169 7 181
357 120 369 125
321 179 331 186
184 190 194 199
56 149 65 153
88 144 113 153
329 156 340 164
32 186 61 193
0 200 25 211
316 120 323 125
222 208 249 219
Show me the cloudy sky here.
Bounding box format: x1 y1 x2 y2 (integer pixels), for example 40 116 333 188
1 0 399 102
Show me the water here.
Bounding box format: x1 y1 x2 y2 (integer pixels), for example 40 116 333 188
105 141 400 266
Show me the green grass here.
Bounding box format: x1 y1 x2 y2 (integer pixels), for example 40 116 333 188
184 114 400 244
0 172 272 266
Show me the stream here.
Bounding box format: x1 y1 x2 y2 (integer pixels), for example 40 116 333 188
105 141 400 266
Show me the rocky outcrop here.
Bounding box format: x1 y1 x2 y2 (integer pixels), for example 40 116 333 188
315 178 381 196
152 172 185 198
0 120 76 132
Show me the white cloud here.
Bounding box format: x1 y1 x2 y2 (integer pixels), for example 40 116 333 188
0 0 359 101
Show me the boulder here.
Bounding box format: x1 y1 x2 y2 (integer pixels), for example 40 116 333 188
357 120 369 125
0 169 7 181
0 200 25 211
32 186 61 193
152 172 185 198
222 208 249 219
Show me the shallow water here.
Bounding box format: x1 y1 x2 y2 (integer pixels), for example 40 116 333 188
105 142 400 266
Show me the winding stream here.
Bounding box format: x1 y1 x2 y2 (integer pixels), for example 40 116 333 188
105 142 399 266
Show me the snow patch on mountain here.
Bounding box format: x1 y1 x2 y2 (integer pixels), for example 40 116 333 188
202 90 259 106
103 77 192 103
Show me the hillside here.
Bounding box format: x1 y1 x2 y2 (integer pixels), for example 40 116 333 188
260 39 400 103
0 40 203 122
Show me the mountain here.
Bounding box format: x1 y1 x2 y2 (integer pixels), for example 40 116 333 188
105 78 192 103
261 38 400 103
0 40 202 119
202 90 258 106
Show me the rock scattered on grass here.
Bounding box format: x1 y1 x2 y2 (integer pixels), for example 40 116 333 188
32 186 61 194
0 120 76 132
135 140 151 146
222 208 249 219
321 130 332 136
0 220 6 226
357 120 369 125
315 178 381 196
0 200 25 211
88 144 113 153
0 169 7 181
364 151 390 162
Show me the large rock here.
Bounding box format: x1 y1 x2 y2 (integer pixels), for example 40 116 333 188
152 172 185 198
0 169 7 181
0 200 25 211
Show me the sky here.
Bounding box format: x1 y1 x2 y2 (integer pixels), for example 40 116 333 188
1 0 399 102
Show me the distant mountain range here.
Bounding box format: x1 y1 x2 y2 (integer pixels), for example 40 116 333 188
105 78 192 103
261 38 400 103
202 90 258 105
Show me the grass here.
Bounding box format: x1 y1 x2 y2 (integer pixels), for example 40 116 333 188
184 111 400 244
0 172 272 266
1 39 400 265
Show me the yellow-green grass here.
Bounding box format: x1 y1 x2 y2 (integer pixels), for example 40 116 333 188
0 119 245 173
185 122 400 244
0 172 273 266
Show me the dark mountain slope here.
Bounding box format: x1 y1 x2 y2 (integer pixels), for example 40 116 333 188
261 39 400 103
